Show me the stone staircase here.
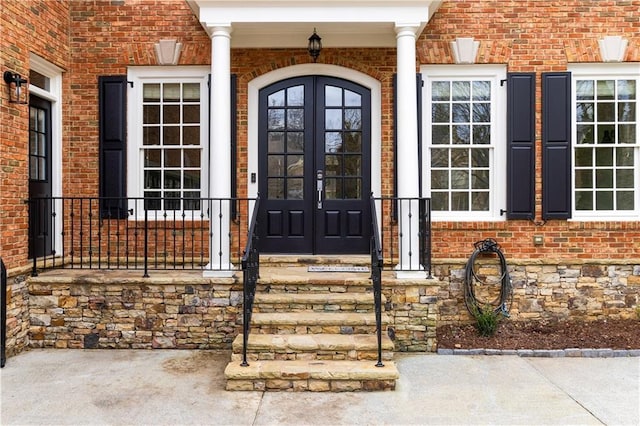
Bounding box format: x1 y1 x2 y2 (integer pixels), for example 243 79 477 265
224 256 399 392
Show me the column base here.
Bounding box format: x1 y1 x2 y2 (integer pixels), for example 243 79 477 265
203 263 236 278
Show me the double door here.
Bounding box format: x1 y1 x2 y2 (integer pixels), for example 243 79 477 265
258 76 371 254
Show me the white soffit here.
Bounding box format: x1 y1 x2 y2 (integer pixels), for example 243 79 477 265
187 1 442 47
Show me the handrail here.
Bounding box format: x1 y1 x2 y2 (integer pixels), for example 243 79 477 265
240 195 261 366
370 194 384 367
1 257 7 368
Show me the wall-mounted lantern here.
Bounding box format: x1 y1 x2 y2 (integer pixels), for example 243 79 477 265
3 71 29 104
308 29 322 63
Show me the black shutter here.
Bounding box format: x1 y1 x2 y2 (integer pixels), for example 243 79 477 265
542 72 572 219
98 76 128 219
506 73 536 219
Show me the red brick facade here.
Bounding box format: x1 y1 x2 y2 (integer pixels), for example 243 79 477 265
2 0 640 269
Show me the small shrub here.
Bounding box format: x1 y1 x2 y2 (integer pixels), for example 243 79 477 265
472 306 501 337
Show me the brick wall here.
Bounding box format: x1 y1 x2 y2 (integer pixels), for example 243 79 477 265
0 0 70 267
419 0 640 261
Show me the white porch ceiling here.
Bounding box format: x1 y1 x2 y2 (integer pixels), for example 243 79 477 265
187 1 442 48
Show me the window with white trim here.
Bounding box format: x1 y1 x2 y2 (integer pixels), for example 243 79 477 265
421 65 507 220
570 64 640 219
127 67 209 213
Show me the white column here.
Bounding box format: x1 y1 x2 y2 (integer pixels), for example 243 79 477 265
395 25 422 277
204 25 234 277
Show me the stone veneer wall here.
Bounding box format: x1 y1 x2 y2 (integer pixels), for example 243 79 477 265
2 261 637 356
4 272 31 358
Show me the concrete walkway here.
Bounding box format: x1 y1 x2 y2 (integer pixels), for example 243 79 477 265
1 350 638 425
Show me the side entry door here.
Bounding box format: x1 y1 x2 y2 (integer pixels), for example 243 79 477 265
28 96 53 258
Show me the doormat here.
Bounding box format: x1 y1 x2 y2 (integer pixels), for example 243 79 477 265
307 265 370 273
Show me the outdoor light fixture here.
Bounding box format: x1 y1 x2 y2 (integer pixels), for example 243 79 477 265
451 37 480 64
598 36 628 62
3 71 28 104
308 28 322 62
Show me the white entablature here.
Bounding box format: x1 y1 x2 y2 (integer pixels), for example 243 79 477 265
187 0 442 47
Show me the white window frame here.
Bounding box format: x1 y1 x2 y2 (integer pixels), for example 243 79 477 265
420 64 507 221
568 63 640 221
127 66 210 220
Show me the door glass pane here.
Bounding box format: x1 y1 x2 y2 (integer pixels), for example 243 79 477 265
325 132 342 152
268 178 284 199
325 155 341 176
344 109 361 130
344 155 362 176
287 109 304 130
268 132 284 152
287 86 304 106
268 89 285 107
287 132 304 152
344 133 362 153
287 178 303 199
287 155 304 176
326 86 342 106
268 155 285 176
345 90 361 106
325 109 342 129
344 178 361 199
268 109 285 130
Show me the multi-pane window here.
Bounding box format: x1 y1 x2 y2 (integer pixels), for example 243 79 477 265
141 81 203 211
573 73 638 215
429 79 492 212
423 66 506 220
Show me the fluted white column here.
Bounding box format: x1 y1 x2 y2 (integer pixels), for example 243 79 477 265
204 25 233 277
395 25 422 276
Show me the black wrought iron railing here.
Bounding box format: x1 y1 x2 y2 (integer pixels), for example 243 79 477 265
1 257 6 368
369 196 384 367
240 196 260 367
26 196 257 277
370 196 432 277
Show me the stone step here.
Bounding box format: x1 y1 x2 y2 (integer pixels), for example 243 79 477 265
253 292 385 313
224 359 399 391
230 333 395 362
252 312 388 326
259 255 370 268
249 312 388 335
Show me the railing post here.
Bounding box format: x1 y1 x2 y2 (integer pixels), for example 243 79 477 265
143 207 149 278
28 199 38 277
1 257 7 368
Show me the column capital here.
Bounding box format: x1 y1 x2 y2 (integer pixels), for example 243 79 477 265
394 24 421 38
206 24 233 38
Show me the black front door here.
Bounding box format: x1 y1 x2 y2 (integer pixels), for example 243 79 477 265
258 76 371 254
28 96 53 258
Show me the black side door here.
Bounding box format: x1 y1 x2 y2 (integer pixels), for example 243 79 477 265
28 96 53 258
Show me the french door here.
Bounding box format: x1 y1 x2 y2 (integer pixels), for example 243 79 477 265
258 76 371 254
